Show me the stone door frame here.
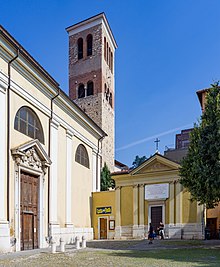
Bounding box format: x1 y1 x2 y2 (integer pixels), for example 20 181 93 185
12 139 51 251
148 201 165 230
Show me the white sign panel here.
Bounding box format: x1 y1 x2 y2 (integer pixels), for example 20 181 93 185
145 183 169 200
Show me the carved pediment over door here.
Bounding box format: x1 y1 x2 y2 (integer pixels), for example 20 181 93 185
11 139 52 173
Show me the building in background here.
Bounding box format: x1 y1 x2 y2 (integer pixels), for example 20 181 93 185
164 128 193 163
93 153 204 240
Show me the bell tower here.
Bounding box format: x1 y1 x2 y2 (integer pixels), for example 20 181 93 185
66 13 117 172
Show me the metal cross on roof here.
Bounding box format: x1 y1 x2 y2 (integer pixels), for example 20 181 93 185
154 138 160 153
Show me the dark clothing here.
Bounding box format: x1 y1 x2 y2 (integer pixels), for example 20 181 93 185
149 225 154 238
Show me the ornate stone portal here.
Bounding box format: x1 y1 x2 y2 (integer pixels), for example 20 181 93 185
11 139 51 251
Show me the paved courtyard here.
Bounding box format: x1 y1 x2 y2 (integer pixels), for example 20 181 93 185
0 239 220 266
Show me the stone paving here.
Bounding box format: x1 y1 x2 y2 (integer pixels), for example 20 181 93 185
0 239 219 267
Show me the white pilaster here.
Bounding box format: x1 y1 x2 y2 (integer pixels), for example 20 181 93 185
97 154 101 192
0 85 10 252
50 119 59 225
0 86 7 221
65 130 73 226
92 149 97 192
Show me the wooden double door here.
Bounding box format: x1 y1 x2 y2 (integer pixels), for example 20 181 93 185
20 172 39 250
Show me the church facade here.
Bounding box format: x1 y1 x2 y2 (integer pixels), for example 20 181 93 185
92 154 204 240
0 13 114 252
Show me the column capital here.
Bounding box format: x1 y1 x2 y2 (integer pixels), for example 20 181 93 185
133 184 138 188
66 129 74 138
139 183 145 188
115 186 122 190
50 118 60 129
92 148 98 154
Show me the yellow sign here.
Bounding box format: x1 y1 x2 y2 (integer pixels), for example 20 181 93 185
96 206 112 214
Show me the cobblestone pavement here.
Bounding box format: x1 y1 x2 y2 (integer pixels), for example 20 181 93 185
0 239 219 267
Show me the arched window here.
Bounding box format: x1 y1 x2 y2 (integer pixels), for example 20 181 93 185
109 93 113 107
106 88 109 101
107 42 109 64
108 47 111 66
14 106 44 144
78 84 85 98
111 52 113 73
87 81 94 96
87 34 93 56
75 144 89 168
104 37 106 61
78 38 83 60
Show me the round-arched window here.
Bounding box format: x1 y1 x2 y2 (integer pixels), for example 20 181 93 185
87 81 94 96
14 106 44 144
75 144 89 168
87 34 93 56
78 84 85 98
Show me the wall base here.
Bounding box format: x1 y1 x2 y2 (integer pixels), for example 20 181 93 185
0 221 10 252
50 224 93 245
114 223 204 240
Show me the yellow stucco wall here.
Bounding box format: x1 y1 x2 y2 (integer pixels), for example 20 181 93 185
182 190 197 223
165 198 169 224
92 191 115 239
121 186 133 226
71 138 93 228
144 200 149 225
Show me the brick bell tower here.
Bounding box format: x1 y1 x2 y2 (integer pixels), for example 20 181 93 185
66 13 117 172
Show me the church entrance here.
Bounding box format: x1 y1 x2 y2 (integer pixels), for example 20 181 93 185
20 172 39 250
99 218 107 239
150 206 163 232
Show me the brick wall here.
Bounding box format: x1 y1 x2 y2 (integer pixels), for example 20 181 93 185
68 20 115 172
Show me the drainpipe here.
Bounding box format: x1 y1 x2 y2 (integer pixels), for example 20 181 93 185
7 50 19 222
48 88 60 237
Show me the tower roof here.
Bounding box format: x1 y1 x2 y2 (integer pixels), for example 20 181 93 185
66 12 117 49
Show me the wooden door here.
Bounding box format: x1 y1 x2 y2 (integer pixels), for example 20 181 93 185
100 218 107 239
207 218 217 239
151 206 162 233
20 172 39 250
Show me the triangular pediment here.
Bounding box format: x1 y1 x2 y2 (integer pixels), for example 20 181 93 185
131 153 180 175
11 139 52 171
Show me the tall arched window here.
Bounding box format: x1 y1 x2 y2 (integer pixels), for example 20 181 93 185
75 144 89 168
78 38 83 60
104 37 106 61
78 84 85 98
111 52 113 73
106 88 109 101
108 47 111 66
14 106 44 144
109 93 113 107
87 81 94 96
87 34 93 56
107 42 109 64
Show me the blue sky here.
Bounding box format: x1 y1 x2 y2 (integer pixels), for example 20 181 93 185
1 0 220 166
